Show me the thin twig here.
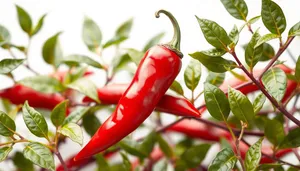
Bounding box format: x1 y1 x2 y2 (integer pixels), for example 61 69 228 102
230 51 300 127
55 150 68 171
258 36 295 80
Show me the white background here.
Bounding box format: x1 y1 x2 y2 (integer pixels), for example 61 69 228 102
0 0 300 170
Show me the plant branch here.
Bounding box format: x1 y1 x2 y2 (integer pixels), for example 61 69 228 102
258 36 295 80
55 150 68 171
230 51 300 127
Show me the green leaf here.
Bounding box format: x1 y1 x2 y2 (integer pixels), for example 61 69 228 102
204 83 230 121
58 123 83 145
0 25 11 46
16 5 32 35
245 137 264 171
157 134 173 158
184 59 201 91
170 80 184 95
182 144 211 168
0 147 12 162
63 66 88 84
190 52 237 73
228 87 254 124
196 17 231 49
260 43 275 61
0 110 16 137
280 128 300 149
295 56 300 82
201 48 227 57
253 93 266 114
103 36 128 49
116 18 133 37
120 132 157 159
12 152 34 171
23 142 55 171
95 154 110 171
261 0 286 35
265 119 285 147
112 53 131 73
229 25 239 45
245 30 263 70
208 148 237 171
126 48 144 65
220 0 248 20
50 100 68 127
82 113 101 137
138 131 157 157
143 32 165 52
82 17 102 50
119 139 146 159
255 33 280 48
206 72 225 87
42 32 63 67
103 18 133 49
67 78 100 103
19 76 65 94
256 164 282 170
0 58 24 74
288 21 300 37
32 14 46 36
63 107 90 125
62 54 103 69
240 16 261 32
262 68 287 102
120 152 131 170
22 101 48 138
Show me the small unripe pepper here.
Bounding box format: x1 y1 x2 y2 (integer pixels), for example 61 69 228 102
75 9 183 160
82 84 200 118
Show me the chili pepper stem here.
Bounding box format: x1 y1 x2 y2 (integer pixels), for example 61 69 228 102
155 9 183 57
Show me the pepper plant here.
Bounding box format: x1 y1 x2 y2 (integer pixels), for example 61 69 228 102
0 0 300 170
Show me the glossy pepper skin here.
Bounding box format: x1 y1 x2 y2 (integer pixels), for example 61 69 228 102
75 10 183 160
82 84 200 118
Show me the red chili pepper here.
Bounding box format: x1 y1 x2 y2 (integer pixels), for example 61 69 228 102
56 151 116 171
75 10 183 160
0 84 65 111
167 120 292 163
166 119 231 141
82 84 200 118
0 70 93 112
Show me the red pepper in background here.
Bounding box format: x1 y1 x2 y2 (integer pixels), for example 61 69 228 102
218 64 294 95
0 70 93 112
56 151 116 171
75 9 183 160
166 119 231 141
0 84 65 111
82 84 200 118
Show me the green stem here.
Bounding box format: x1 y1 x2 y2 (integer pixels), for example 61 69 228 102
155 9 182 56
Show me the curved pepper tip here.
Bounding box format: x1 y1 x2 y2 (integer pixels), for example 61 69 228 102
155 9 183 58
